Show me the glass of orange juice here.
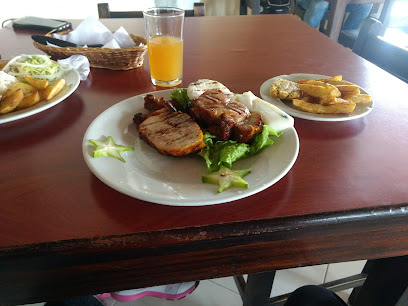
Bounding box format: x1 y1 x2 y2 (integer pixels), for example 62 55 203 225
143 7 184 87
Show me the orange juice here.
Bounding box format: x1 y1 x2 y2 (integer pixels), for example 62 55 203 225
148 35 183 85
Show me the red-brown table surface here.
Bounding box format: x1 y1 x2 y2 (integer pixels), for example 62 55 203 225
1 15 408 304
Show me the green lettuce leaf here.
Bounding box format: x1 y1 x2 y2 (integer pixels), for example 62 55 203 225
248 125 281 156
198 125 281 174
219 141 250 168
170 88 190 111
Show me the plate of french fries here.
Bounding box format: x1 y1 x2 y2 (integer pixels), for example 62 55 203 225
260 73 373 121
0 59 80 124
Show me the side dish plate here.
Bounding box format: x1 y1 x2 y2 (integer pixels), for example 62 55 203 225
0 69 80 124
260 73 374 122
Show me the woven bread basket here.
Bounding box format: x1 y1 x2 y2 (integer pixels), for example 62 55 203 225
33 33 147 70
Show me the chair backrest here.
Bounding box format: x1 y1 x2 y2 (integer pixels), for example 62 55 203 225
298 0 395 41
353 17 408 83
98 3 205 18
241 0 294 15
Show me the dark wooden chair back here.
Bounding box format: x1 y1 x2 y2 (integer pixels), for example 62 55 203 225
338 0 396 49
98 3 205 18
353 17 408 83
293 0 395 49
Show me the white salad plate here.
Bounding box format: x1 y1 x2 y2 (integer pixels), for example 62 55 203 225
260 73 374 122
82 89 299 206
0 68 80 124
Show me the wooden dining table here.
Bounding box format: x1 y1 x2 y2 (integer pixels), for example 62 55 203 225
1 15 408 305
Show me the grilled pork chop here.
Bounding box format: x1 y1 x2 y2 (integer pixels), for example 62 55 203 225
134 104 205 157
144 94 178 112
187 89 263 142
232 113 263 143
187 89 250 141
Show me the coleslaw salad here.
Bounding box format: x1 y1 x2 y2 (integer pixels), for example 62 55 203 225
2 54 71 82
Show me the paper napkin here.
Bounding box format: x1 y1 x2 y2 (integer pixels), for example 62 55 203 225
58 55 90 80
53 16 139 49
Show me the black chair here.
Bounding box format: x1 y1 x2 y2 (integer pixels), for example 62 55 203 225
240 0 294 15
353 16 408 83
234 257 408 305
98 2 205 18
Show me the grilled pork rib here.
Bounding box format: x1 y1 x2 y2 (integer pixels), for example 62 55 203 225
134 99 205 157
187 89 250 141
232 113 263 143
187 89 263 143
134 89 264 156
144 94 178 112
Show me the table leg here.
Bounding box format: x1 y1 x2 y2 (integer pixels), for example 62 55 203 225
243 271 276 306
349 255 408 306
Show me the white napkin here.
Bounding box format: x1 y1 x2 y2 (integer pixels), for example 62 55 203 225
53 16 138 49
113 26 138 48
102 39 121 49
58 55 90 81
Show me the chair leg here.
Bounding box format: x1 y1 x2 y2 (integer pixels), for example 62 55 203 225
349 256 408 306
243 271 276 306
396 286 408 306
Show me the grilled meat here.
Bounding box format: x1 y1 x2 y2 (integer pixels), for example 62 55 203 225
232 113 263 143
269 78 302 100
135 87 266 157
134 106 205 157
144 94 178 112
187 89 250 141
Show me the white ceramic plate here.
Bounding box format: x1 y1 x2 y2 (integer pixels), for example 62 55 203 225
82 90 299 206
260 73 374 121
0 69 80 124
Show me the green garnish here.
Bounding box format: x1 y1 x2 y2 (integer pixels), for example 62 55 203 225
170 88 190 111
4 55 68 82
89 136 134 163
248 125 281 155
202 166 251 193
199 126 281 192
170 88 283 193
198 126 281 174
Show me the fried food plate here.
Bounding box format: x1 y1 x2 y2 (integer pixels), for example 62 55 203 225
260 73 374 122
0 68 80 124
82 89 299 206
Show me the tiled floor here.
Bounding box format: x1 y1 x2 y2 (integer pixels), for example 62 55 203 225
22 260 366 306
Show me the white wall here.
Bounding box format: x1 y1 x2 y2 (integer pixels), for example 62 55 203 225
1 0 240 26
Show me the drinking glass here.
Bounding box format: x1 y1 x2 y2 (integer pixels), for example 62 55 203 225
143 7 184 87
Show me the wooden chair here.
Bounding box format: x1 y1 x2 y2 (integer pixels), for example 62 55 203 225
234 257 408 305
98 3 205 18
293 0 395 49
292 0 344 38
234 271 368 305
338 0 396 49
352 16 408 83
